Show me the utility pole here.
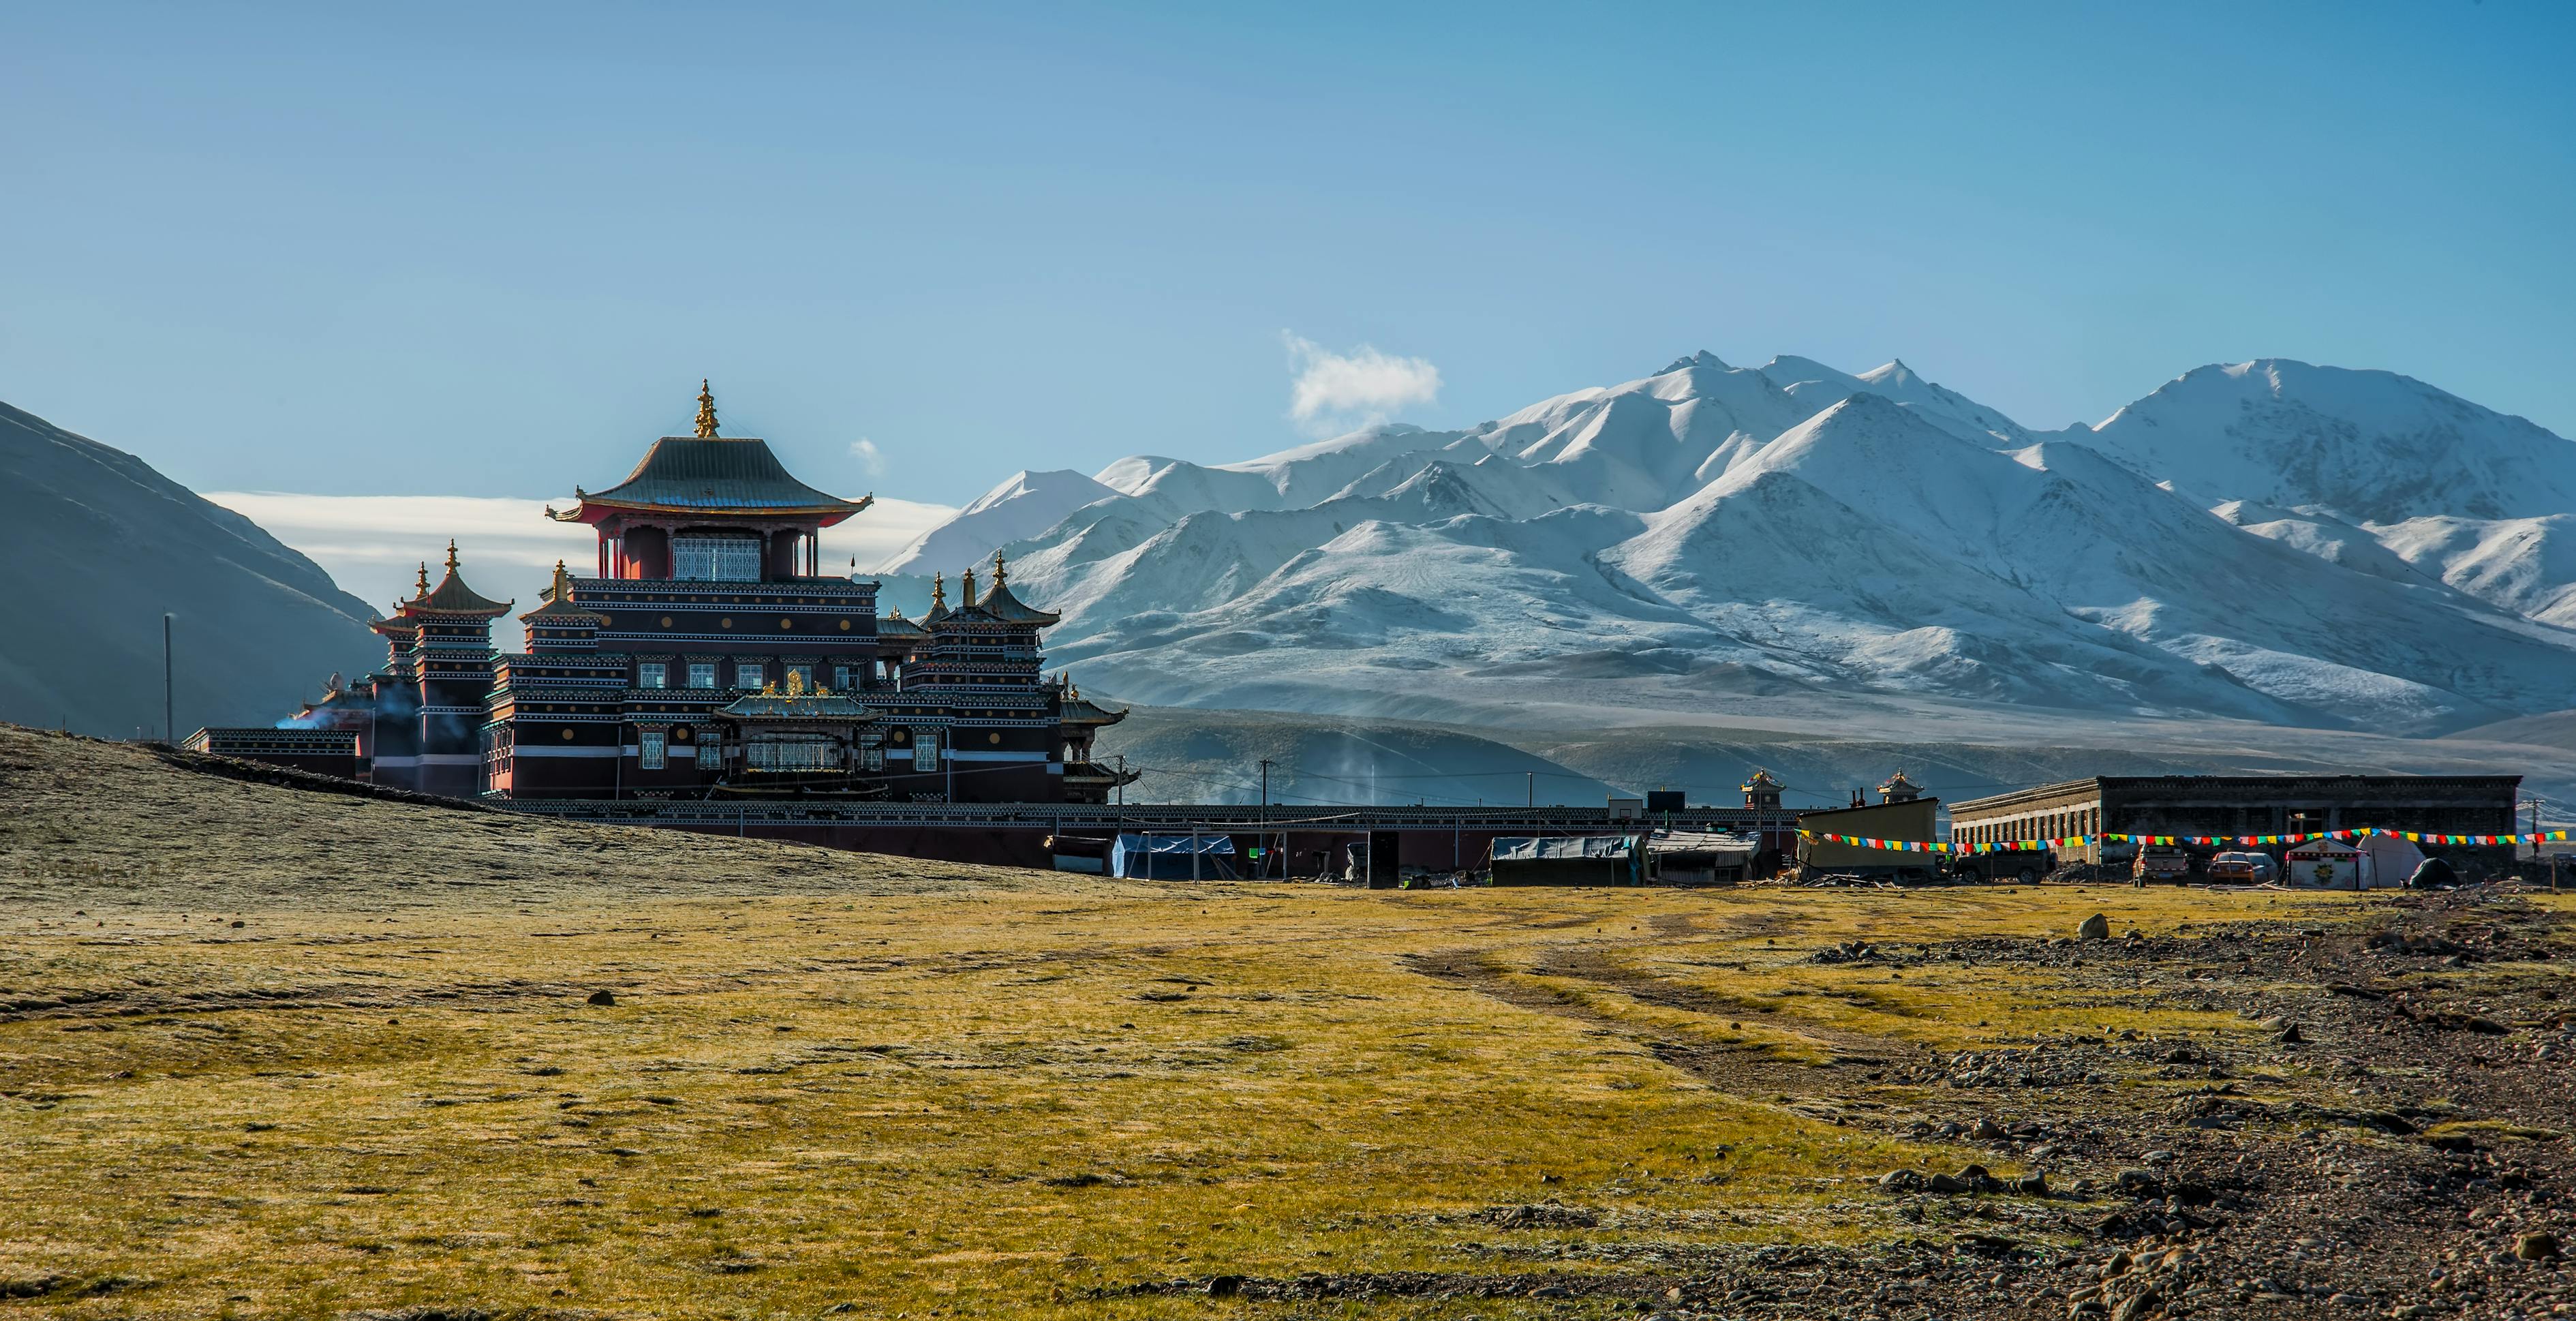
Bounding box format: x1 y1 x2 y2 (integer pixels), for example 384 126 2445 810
1116 754 1125 806
1527 771 1534 810
162 613 174 744
1259 759 1272 810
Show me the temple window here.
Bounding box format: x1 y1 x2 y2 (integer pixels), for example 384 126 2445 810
638 662 667 688
734 661 763 688
915 729 941 770
674 534 762 582
688 663 717 689
834 665 855 691
639 729 666 770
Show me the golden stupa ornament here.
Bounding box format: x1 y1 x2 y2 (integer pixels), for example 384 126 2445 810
695 380 720 438
992 549 1009 586
930 572 946 609
414 562 431 596
784 667 807 697
960 566 979 607
444 538 461 573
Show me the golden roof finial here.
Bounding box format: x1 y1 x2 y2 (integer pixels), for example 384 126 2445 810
785 667 806 697
961 565 979 608
695 379 719 438
444 538 461 573
414 562 431 596
992 549 1008 588
930 572 946 609
550 560 572 600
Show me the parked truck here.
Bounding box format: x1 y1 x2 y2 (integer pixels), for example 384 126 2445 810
2132 845 2194 883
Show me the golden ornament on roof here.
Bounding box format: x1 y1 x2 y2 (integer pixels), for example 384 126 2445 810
695 379 720 438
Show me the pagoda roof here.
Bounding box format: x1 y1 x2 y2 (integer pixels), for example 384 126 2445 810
413 545 514 616
551 436 871 526
716 690 878 721
519 562 605 624
875 609 928 640
959 577 1060 626
937 554 1058 626
1059 692 1127 726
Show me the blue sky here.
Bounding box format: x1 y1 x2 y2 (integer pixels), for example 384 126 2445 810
5 1 2571 512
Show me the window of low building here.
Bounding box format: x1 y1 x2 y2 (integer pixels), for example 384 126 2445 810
915 729 941 770
639 729 666 770
638 662 667 689
735 661 763 688
688 662 717 689
834 665 855 691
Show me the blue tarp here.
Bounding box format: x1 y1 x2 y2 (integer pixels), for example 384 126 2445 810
1109 833 1240 880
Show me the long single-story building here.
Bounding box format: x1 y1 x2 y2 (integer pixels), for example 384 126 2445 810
1946 774 2524 878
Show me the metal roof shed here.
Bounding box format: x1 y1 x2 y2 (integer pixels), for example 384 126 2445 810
1109 833 1240 880
1488 835 1642 887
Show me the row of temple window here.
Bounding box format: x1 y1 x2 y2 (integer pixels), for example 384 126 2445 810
637 731 927 773
635 661 885 690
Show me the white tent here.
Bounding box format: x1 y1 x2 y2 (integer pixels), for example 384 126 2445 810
2357 833 2425 890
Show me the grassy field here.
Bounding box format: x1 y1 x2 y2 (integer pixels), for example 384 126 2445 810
0 726 2487 1318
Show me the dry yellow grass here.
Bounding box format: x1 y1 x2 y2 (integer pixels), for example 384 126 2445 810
0 727 2416 1317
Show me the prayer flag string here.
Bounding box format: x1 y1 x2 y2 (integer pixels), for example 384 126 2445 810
1791 827 2570 855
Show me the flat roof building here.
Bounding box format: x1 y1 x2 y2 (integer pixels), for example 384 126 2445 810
1948 774 2523 877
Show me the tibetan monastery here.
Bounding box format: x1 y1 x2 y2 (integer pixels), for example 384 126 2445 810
244 383 1136 805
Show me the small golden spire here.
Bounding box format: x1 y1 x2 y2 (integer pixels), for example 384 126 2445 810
695 379 719 438
992 549 1008 587
961 566 979 608
414 562 431 596
550 560 572 601
444 539 460 573
930 573 945 609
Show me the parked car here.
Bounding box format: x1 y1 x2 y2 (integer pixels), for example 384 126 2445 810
2206 851 2277 884
2132 845 2194 883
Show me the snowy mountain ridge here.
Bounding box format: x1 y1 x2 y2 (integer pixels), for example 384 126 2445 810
879 353 2576 735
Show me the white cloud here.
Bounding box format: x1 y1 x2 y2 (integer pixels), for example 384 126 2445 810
1282 332 1441 429
850 438 887 478
204 491 960 617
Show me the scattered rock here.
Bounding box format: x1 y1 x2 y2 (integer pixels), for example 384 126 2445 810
585 990 617 1007
1476 1202 1600 1229
2515 1231 2560 1261
2078 913 2111 941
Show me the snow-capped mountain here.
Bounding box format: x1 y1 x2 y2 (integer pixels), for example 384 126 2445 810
878 353 2576 735
877 468 1120 575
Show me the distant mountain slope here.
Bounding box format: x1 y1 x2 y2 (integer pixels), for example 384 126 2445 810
2089 359 2576 523
0 401 382 736
892 351 2576 738
878 468 1119 575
